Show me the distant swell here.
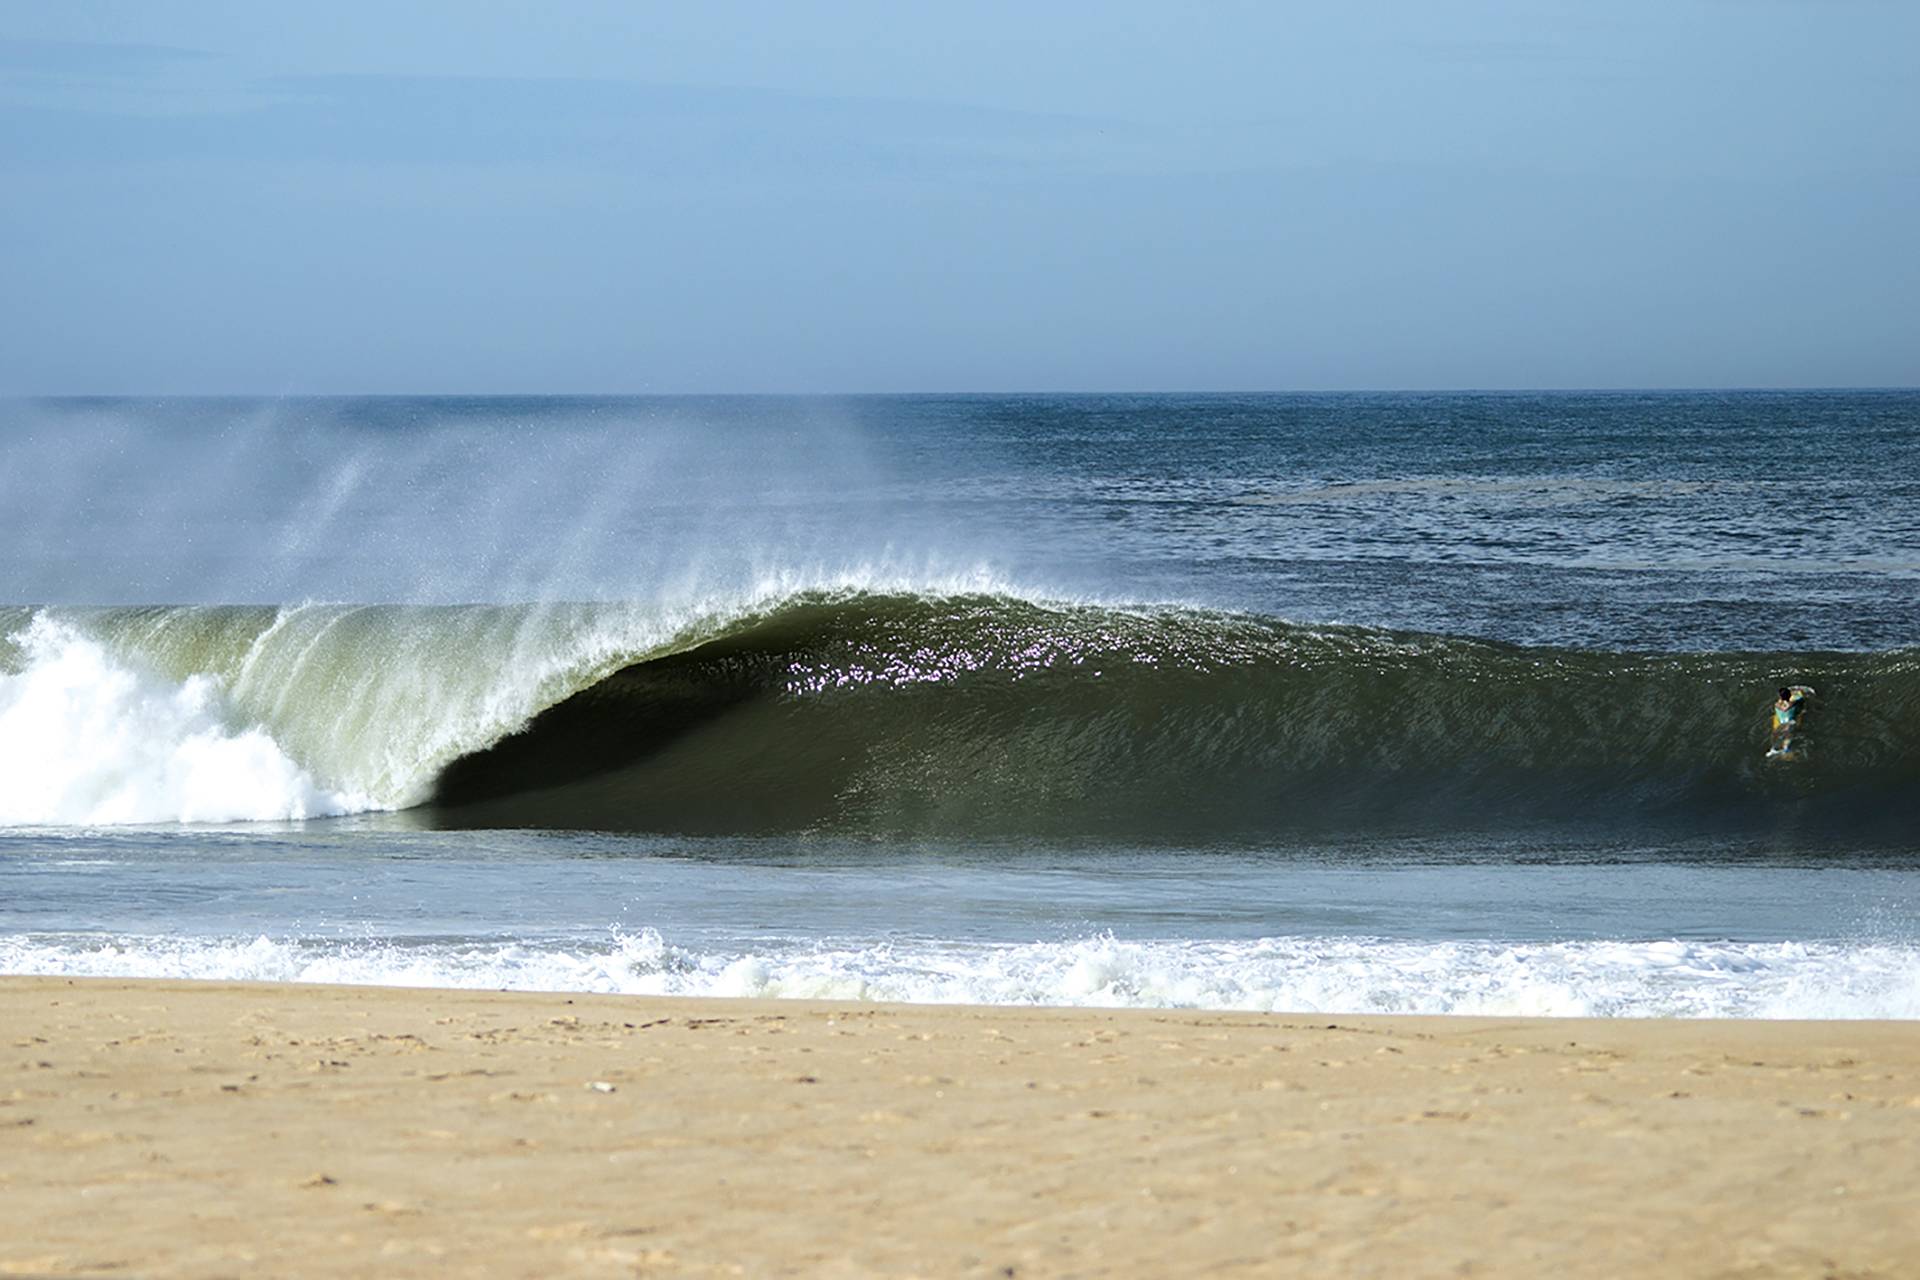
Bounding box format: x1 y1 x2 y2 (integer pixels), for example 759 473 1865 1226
428 594 1920 840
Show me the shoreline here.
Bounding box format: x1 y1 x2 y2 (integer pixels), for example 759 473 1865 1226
5 976 1918 1277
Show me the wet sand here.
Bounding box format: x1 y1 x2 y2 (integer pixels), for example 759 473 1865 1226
3 977 1917 1278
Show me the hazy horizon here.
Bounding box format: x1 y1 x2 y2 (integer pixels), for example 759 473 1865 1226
10 384 1920 400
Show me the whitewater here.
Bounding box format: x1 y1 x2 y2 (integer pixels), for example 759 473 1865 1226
0 570 1027 825
6 931 1920 1020
3 392 1916 1017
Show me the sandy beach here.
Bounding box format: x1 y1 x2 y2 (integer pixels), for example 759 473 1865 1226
1 979 1915 1277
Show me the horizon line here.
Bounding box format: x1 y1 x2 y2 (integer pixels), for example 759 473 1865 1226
9 385 1919 401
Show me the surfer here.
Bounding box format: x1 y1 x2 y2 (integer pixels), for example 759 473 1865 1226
1766 685 1815 759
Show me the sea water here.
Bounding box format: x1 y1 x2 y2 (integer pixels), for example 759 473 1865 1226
2 393 1917 1017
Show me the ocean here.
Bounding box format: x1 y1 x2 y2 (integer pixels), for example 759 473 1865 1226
3 392 1917 1018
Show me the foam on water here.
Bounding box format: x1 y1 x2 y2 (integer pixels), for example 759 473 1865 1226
0 565 1032 827
5 930 1916 1020
0 617 363 825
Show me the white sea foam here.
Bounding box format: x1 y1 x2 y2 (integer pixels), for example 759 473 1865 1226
2 566 1051 826
0 617 363 825
4 930 1916 1020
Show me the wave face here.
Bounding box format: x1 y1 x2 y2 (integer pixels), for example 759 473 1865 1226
5 591 1917 837
430 593 1920 839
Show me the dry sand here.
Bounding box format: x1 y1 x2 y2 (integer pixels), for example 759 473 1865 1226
2 977 1917 1278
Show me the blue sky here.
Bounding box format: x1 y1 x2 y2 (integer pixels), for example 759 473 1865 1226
2 2 1914 392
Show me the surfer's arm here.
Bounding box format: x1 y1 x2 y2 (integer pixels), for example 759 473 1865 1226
1788 685 1815 701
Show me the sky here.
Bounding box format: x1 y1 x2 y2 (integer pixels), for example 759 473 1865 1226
1 1 1915 393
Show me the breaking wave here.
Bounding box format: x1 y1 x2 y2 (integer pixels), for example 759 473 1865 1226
3 588 1916 837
